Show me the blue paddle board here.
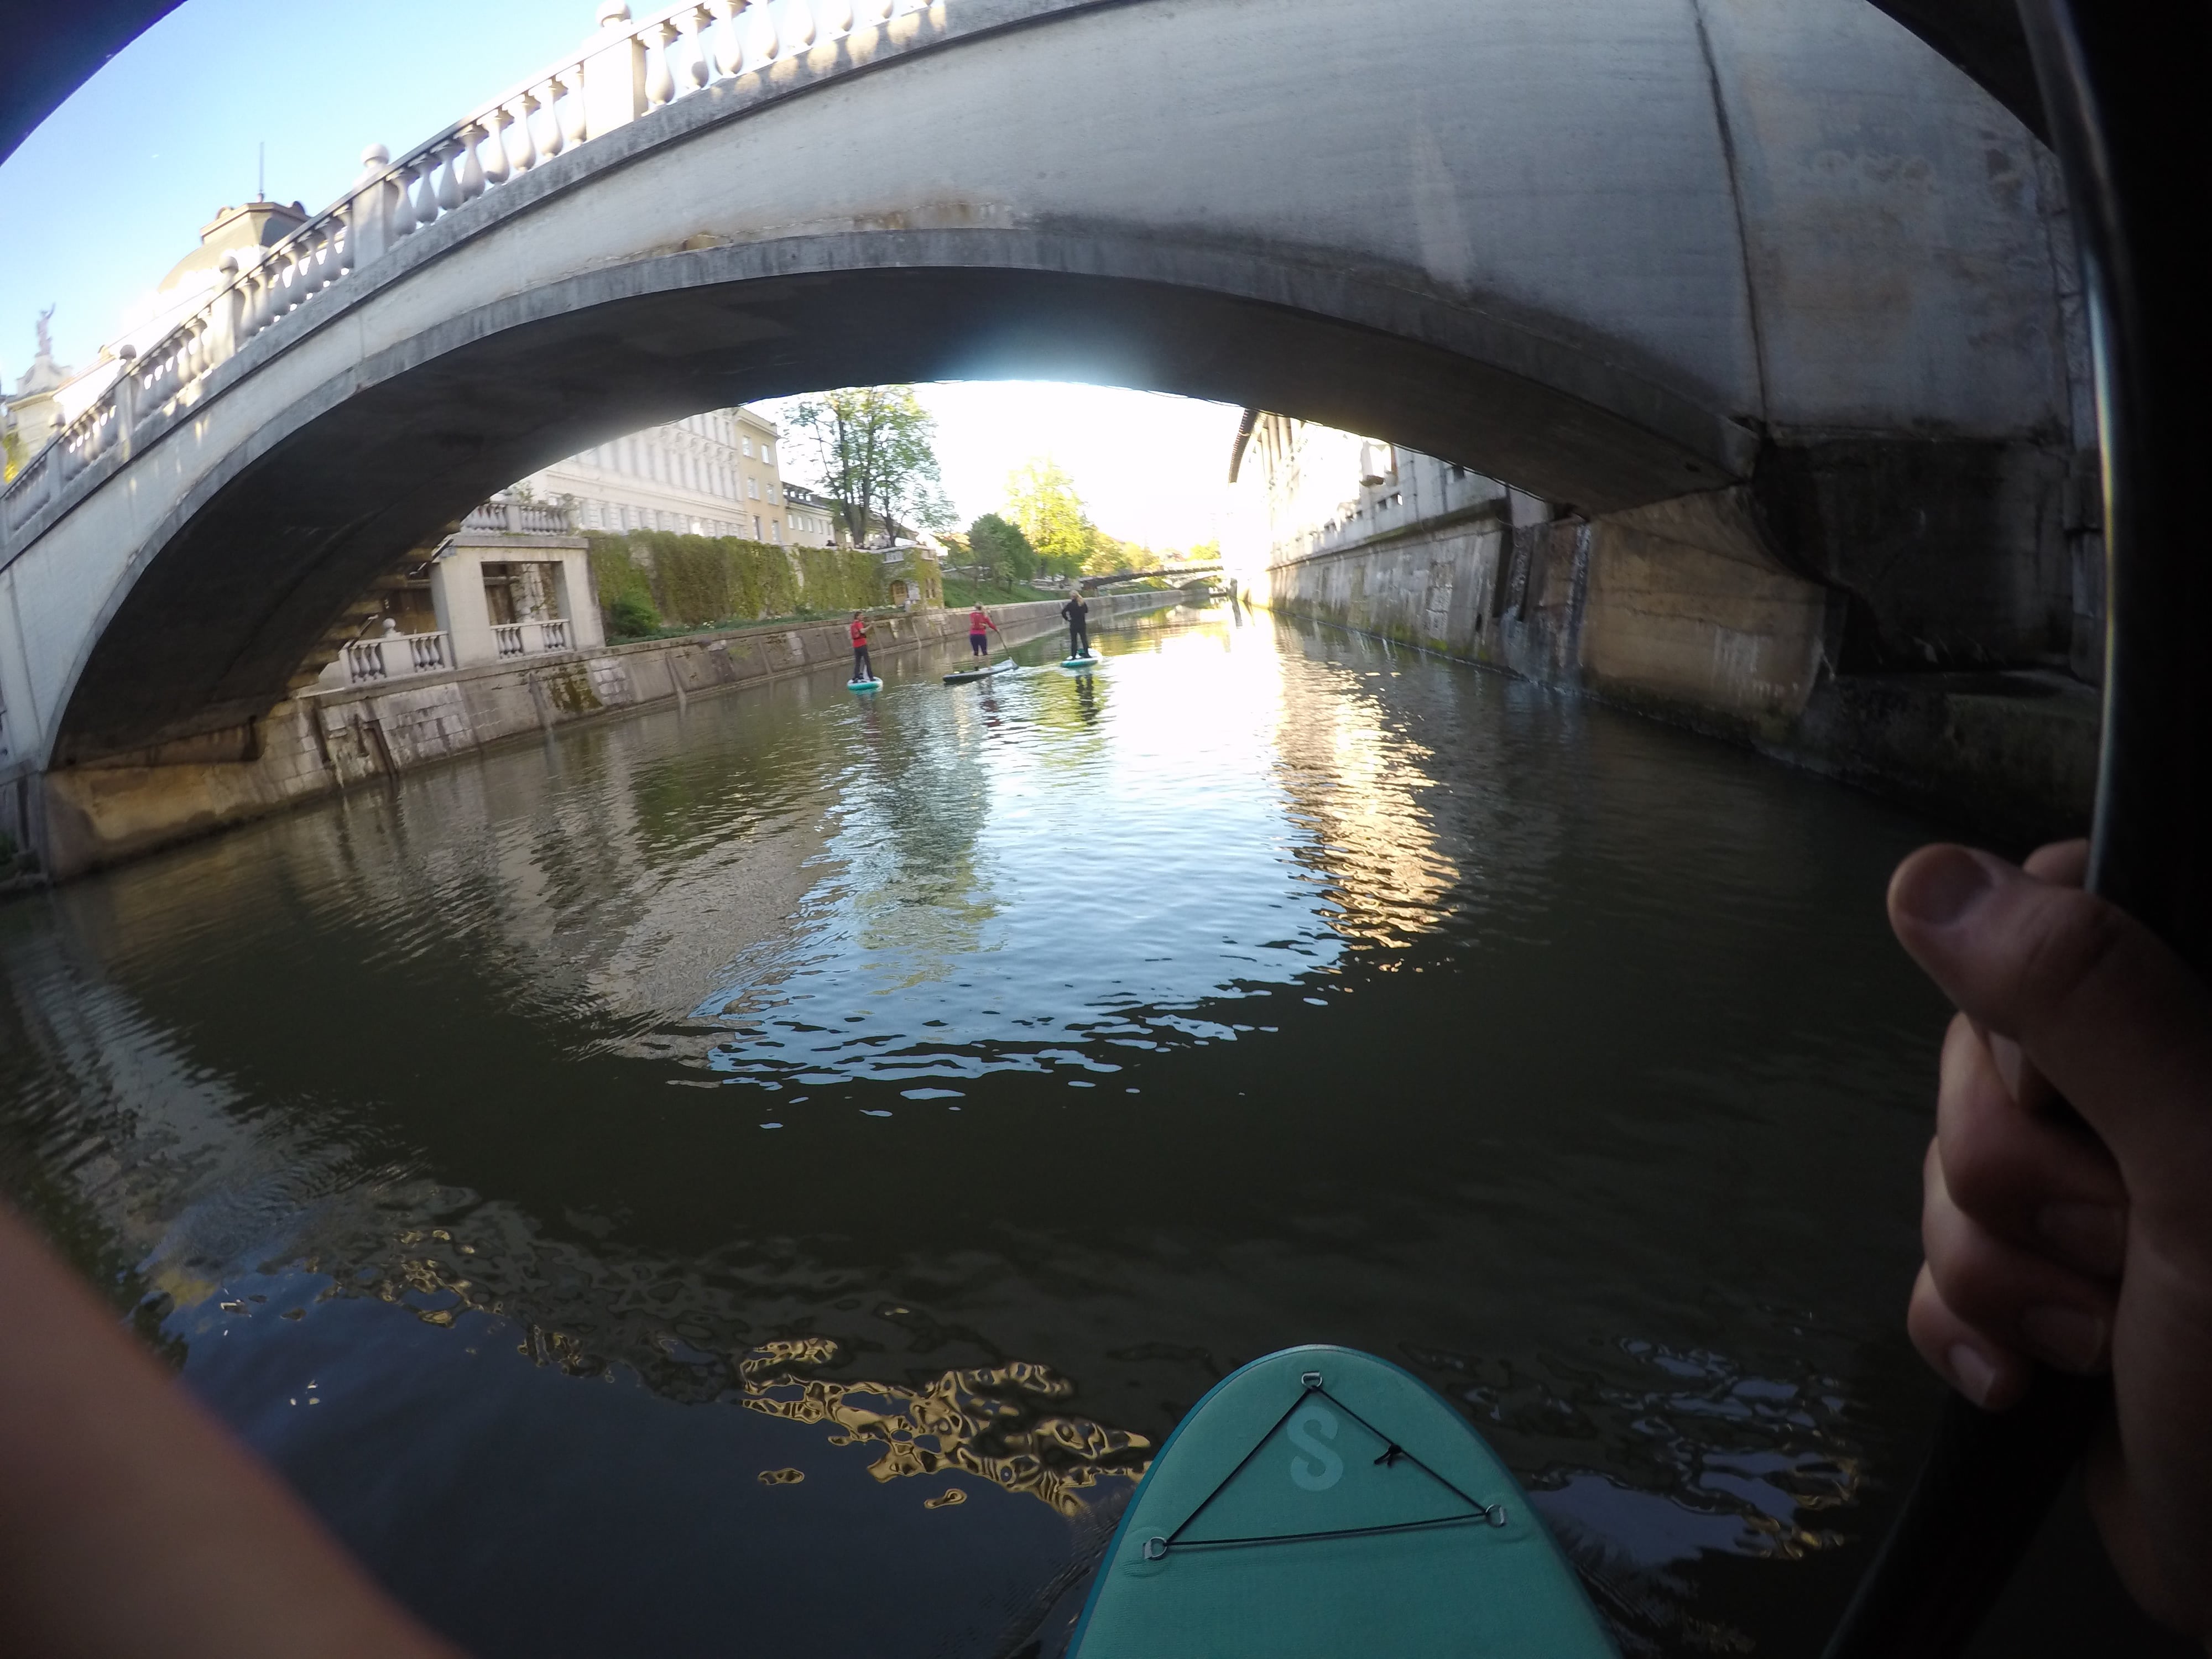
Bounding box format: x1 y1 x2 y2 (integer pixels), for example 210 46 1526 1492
1062 653 1100 669
1068 1345 1615 1658
847 677 881 691
943 660 1010 684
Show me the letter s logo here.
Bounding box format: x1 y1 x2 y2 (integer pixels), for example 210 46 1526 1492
1287 1403 1344 1491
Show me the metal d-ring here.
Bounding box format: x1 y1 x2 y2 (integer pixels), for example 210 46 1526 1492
1301 1371 1323 1389
1484 1503 1509 1527
1142 1536 1169 1561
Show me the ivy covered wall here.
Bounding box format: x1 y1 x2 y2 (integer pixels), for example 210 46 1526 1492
586 531 936 634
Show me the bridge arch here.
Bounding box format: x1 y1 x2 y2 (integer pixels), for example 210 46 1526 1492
0 0 2073 781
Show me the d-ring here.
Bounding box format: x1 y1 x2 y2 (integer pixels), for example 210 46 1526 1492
1142 1536 1169 1561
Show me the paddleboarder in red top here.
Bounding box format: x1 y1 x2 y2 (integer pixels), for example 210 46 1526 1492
849 612 874 682
967 603 1003 660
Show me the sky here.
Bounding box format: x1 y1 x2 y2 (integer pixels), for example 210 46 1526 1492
1 0 1249 549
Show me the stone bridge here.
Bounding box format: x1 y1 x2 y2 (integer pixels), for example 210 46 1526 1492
0 0 2082 874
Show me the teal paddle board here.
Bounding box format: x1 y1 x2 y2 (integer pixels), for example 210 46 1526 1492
1068 1345 1615 1658
847 677 881 691
943 660 1010 685
1062 653 1100 669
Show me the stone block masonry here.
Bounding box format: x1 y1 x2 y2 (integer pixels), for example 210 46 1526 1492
1256 491 2098 849
29 595 1168 884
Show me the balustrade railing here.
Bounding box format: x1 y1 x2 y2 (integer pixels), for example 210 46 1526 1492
2 0 945 542
463 499 575 534
343 638 390 684
494 619 573 658
342 630 451 684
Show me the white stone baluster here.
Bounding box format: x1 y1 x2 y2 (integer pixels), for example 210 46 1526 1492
708 1 746 76
432 140 463 213
277 244 305 317
855 0 892 28
510 93 542 172
388 158 420 238
818 0 852 41
678 7 712 91
482 108 514 186
779 0 814 56
744 0 780 67
457 124 488 199
645 22 677 106
557 70 589 147
240 253 271 337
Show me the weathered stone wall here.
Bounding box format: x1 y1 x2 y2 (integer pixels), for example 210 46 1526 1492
1256 494 2096 844
27 594 1162 884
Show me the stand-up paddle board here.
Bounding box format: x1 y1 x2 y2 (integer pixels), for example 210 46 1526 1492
1069 1345 1615 1659
846 677 881 691
943 660 1011 685
1061 653 1100 669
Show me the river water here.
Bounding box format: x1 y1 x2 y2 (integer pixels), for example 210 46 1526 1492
0 604 1956 1656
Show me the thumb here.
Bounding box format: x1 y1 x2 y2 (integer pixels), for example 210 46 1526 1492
1888 844 2212 1204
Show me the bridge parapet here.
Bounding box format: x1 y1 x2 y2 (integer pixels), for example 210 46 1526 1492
0 0 943 555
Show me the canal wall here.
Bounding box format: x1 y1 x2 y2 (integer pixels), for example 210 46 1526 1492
19 594 1171 885
1253 489 2099 846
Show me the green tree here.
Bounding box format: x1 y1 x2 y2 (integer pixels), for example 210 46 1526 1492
784 386 953 548
967 512 1036 593
1005 457 1097 576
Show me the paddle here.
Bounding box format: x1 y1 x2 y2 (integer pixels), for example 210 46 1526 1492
1820 2 2210 1652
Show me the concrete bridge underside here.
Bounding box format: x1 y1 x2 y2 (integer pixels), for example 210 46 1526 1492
0 0 2084 869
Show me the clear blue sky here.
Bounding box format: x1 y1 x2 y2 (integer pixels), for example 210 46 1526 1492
1 0 1254 546
1 0 604 387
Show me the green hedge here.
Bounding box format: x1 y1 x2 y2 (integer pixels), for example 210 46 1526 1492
586 531 920 632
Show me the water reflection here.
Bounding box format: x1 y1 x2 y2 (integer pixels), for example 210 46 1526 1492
0 608 1952 1657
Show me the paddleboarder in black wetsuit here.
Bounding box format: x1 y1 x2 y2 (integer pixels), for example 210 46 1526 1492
1061 589 1091 659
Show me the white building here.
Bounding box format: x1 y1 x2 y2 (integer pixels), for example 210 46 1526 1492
1233 414 1515 570
781 482 840 548
519 406 794 542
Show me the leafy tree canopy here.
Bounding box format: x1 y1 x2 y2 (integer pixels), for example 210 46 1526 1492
1005 457 1095 576
785 386 954 547
966 512 1037 588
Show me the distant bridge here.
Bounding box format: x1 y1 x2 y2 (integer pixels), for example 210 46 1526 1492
0 0 2078 874
1080 564 1222 593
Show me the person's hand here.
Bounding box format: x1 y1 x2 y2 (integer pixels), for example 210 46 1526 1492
1889 839 2212 1637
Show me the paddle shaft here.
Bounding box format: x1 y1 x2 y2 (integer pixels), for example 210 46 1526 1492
1820 4 2212 1654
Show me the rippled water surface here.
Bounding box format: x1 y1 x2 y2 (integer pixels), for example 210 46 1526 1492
1 607 1957 1655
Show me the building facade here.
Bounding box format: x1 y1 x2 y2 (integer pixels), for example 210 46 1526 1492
781 483 839 548
519 407 793 542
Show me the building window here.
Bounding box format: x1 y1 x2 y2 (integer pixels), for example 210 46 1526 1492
771 521 781 544
753 515 763 539
742 437 754 458
747 477 760 499
761 442 773 465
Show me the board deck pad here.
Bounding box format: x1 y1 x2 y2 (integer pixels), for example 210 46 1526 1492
1069 1345 1616 1658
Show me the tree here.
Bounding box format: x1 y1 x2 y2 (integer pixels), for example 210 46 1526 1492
966 513 1036 593
1005 458 1093 576
784 386 953 548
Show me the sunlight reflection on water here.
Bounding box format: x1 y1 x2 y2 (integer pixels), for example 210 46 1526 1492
0 606 1952 1657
